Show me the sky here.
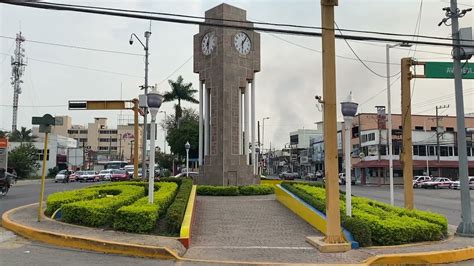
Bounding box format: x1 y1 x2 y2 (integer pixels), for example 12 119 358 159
1 0 473 151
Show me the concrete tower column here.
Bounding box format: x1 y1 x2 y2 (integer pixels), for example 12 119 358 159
244 83 250 164
251 80 256 174
199 80 203 165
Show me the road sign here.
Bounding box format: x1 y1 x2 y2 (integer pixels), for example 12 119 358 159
424 62 474 79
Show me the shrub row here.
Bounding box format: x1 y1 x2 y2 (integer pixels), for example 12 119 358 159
163 178 194 235
61 185 145 227
197 184 274 196
113 182 178 233
45 189 99 216
281 182 447 246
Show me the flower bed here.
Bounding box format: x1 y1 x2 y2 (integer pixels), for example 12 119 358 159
197 184 274 196
281 182 447 246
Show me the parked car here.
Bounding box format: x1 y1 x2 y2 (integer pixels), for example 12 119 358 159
413 175 431 188
175 172 199 179
98 169 113 181
280 172 299 180
110 169 131 182
304 173 316 181
420 177 453 189
450 177 474 190
76 171 100 182
54 170 73 183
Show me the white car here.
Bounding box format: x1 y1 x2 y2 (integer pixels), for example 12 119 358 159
175 172 198 179
98 169 113 181
420 177 453 189
413 176 431 188
54 170 73 183
451 177 474 190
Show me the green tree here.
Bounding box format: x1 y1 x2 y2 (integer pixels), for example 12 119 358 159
0 130 8 138
8 143 40 178
162 75 199 127
8 127 37 143
155 151 173 170
162 108 199 159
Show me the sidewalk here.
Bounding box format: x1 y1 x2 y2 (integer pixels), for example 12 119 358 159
2 197 473 264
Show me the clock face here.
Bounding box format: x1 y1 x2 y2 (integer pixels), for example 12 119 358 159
234 32 251 55
201 32 216 55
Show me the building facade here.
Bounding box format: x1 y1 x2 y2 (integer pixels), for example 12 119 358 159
33 116 143 169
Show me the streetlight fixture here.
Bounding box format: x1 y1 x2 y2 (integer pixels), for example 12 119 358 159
185 141 191 178
386 42 412 206
341 92 358 217
159 110 167 154
146 87 163 204
130 30 151 182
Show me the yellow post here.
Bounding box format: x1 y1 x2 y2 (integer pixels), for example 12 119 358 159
38 132 49 222
133 98 139 180
321 0 345 244
401 57 414 210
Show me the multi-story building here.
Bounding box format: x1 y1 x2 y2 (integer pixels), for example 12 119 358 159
307 113 474 184
34 116 142 169
289 128 323 175
349 113 474 184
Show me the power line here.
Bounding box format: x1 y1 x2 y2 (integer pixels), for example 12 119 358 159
335 22 397 78
0 104 66 107
20 0 474 43
3 0 473 49
359 75 402 106
157 56 192 86
0 35 142 56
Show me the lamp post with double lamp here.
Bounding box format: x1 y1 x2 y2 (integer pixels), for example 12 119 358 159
386 42 411 206
129 30 151 181
146 88 163 204
159 110 167 154
185 141 190 177
341 92 358 217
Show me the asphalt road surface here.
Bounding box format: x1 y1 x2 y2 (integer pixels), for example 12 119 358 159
0 179 95 216
346 184 474 226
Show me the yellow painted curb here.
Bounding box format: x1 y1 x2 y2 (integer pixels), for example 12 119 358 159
261 179 282 186
364 246 474 265
1 203 180 260
179 185 197 248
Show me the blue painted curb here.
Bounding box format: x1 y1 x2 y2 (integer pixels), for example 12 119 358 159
278 185 359 249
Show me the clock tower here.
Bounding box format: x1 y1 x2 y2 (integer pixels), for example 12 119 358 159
194 3 260 186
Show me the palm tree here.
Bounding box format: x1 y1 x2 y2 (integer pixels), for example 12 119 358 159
163 75 199 127
9 127 37 143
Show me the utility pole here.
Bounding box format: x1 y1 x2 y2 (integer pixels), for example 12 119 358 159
317 0 347 250
401 57 414 210
10 32 26 132
439 0 473 236
435 105 449 167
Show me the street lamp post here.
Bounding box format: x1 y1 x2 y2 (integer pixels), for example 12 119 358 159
185 141 190 178
341 92 358 217
386 42 411 206
130 30 151 181
262 117 270 174
146 87 163 204
160 110 167 154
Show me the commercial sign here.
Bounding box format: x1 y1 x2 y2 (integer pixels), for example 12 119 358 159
424 62 474 79
0 138 8 169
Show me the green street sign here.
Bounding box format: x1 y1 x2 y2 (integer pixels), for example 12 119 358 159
424 62 474 79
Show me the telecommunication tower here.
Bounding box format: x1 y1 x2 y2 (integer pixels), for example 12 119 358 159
10 32 27 132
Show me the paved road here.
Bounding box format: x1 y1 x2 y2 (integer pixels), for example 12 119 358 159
0 179 97 217
346 184 474 226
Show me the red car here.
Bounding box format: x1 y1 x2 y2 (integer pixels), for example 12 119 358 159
110 170 130 182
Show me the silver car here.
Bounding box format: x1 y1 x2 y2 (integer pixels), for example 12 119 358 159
54 170 72 183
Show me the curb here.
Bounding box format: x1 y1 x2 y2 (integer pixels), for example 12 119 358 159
1 203 180 260
364 246 474 265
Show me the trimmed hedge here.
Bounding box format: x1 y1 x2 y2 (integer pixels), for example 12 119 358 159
61 185 145 227
113 182 178 233
45 189 99 216
239 184 274 195
197 185 239 196
197 184 275 196
163 178 193 235
281 182 447 246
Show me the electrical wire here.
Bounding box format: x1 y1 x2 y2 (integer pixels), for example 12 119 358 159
2 0 472 49
16 0 474 43
335 22 397 78
0 35 142 56
157 56 192 86
359 75 402 107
